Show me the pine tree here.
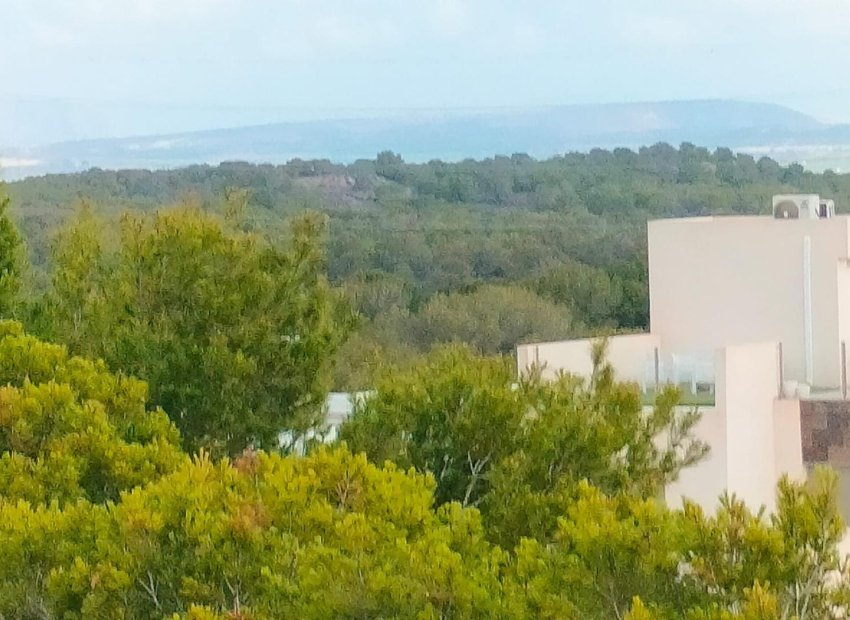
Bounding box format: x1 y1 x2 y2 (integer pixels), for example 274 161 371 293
0 191 22 317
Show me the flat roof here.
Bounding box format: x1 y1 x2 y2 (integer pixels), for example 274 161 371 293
648 214 850 226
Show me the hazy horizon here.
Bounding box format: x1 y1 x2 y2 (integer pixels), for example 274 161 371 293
5 1 850 147
0 96 829 148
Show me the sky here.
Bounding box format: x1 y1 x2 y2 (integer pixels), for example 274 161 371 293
3 0 850 144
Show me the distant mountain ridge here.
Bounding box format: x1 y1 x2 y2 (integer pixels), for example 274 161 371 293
4 99 850 180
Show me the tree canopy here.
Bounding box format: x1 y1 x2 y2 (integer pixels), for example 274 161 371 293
11 143 850 387
0 313 844 618
37 205 354 454
0 189 22 318
0 320 183 504
0 401 847 617
339 341 707 546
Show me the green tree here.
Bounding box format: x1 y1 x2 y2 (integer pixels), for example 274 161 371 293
684 468 849 620
342 271 412 321
331 310 419 391
0 320 183 504
340 346 525 507
44 206 355 454
485 341 706 546
506 482 697 619
532 260 624 330
505 471 850 620
46 200 108 354
0 189 23 317
409 284 574 355
340 341 707 538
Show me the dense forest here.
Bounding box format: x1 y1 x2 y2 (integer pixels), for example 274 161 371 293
8 142 850 389
2 144 850 616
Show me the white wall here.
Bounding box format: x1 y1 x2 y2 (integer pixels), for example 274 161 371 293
836 260 850 393
773 398 806 484
517 333 660 383
719 342 782 512
665 343 804 515
649 216 850 388
664 405 727 510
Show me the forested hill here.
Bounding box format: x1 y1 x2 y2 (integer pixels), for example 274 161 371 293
5 99 848 179
7 142 850 388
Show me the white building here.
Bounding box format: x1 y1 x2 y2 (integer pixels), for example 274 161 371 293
517 194 850 518
649 194 849 391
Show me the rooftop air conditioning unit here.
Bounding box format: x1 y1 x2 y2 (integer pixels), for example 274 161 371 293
772 194 827 220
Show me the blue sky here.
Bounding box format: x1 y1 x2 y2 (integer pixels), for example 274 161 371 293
4 0 850 143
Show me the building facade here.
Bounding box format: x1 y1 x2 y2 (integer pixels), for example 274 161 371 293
517 195 850 524
648 202 850 391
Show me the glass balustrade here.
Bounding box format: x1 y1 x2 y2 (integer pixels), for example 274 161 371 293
639 350 716 407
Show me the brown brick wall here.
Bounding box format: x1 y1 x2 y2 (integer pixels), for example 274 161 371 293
800 401 850 466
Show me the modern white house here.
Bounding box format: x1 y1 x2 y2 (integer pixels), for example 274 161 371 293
517 194 850 521
648 194 850 392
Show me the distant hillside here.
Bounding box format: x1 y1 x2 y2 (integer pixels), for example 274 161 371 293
4 99 849 180
10 142 850 389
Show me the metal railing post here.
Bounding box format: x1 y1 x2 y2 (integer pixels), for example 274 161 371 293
842 341 847 400
654 347 660 389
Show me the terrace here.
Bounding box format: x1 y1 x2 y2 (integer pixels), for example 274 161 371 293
517 334 718 407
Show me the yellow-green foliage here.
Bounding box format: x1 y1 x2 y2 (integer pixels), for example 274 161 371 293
0 320 183 503
0 447 507 619
502 471 849 620
0 323 848 618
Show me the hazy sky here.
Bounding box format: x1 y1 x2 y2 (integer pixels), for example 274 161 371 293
4 0 850 136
